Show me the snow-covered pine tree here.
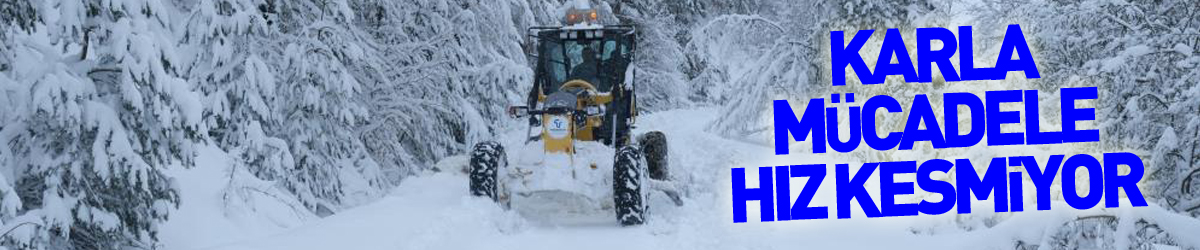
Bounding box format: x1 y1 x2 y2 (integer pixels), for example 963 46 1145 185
177 0 312 218
690 13 816 138
686 14 786 104
262 0 387 214
352 0 543 178
183 0 275 150
1167 69 1200 214
0 172 23 250
0 2 31 246
958 0 1200 247
992 0 1200 217
606 0 691 111
1 0 202 248
697 1 827 140
0 53 18 249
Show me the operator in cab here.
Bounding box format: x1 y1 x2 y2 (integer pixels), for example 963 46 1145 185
569 46 601 85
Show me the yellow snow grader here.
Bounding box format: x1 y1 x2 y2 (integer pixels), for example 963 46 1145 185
468 6 671 226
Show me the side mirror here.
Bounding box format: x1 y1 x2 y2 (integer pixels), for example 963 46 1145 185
508 106 530 118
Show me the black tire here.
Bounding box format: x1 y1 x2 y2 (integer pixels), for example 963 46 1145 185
613 145 646 226
470 141 505 201
638 131 669 181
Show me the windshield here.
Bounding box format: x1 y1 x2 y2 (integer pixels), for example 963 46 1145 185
541 37 623 92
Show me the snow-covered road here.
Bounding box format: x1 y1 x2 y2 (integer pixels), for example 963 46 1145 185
163 108 1198 250
170 108 904 250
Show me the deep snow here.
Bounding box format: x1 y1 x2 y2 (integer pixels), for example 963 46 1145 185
159 108 1200 250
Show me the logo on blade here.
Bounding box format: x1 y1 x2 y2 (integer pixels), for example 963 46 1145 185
546 116 570 139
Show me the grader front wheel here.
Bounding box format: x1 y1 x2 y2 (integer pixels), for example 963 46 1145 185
613 145 646 226
469 141 505 202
